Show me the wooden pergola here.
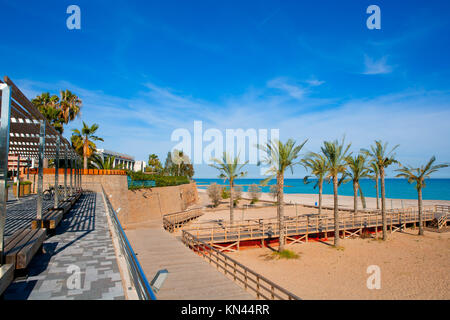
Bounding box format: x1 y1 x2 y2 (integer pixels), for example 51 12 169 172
0 76 82 265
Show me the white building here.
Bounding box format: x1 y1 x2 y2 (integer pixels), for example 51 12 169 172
133 160 147 172
97 149 135 170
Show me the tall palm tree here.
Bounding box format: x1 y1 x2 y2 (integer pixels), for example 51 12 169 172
368 161 381 210
321 138 352 247
361 141 399 240
59 90 82 124
32 93 64 133
345 154 370 214
258 139 307 251
301 152 328 216
71 122 104 169
345 154 369 214
395 156 449 235
209 152 248 224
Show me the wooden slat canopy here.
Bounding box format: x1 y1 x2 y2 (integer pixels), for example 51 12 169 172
0 76 79 160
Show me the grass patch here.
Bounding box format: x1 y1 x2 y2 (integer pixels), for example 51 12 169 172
329 245 345 251
270 249 300 260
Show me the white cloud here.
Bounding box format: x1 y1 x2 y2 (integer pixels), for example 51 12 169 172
305 79 325 87
363 55 393 75
15 78 450 178
267 77 306 99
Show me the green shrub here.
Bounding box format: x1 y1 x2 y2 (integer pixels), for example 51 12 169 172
13 181 32 186
127 172 190 189
271 249 299 260
221 187 230 199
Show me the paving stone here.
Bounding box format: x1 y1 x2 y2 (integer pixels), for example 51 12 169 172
4 192 125 300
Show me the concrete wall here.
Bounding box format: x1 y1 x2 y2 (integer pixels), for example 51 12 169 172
125 182 198 226
24 172 198 227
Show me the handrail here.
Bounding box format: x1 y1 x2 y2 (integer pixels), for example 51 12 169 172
163 208 203 232
182 230 301 300
101 186 156 300
185 208 437 244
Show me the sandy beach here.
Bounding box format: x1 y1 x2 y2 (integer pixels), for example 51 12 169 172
227 229 450 299
192 188 450 299
198 188 450 210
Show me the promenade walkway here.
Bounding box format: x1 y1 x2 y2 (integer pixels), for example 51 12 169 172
126 222 253 300
3 192 125 300
5 193 53 236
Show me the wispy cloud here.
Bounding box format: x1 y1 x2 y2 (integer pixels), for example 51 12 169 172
363 55 393 75
267 77 307 99
16 78 450 177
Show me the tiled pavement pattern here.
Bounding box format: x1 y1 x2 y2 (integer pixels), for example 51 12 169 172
4 192 125 300
5 193 54 236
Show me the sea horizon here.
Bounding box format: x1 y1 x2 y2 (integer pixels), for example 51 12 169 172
194 178 450 201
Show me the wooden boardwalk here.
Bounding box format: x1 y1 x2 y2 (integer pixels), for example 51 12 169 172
125 221 253 300
185 205 449 252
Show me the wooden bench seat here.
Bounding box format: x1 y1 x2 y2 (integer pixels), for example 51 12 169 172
31 209 63 230
0 264 14 296
4 229 46 270
56 201 72 215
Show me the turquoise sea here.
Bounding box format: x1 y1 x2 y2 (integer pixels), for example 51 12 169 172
194 178 450 201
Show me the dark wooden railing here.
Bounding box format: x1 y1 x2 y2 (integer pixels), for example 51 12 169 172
163 209 203 232
182 230 300 300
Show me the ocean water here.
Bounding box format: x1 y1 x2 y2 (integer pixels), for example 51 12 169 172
194 178 450 201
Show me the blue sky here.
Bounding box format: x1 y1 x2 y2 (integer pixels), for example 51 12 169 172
1 0 450 178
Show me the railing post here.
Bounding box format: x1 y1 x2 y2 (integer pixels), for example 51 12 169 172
64 145 68 200
36 120 45 221
54 135 60 208
0 83 11 265
70 157 73 195
15 154 20 199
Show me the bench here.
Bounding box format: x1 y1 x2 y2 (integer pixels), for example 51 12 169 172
4 228 46 270
0 264 14 296
31 208 63 230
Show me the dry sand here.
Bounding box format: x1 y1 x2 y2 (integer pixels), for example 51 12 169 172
227 229 450 300
198 188 450 211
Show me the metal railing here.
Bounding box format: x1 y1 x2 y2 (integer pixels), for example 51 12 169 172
101 186 156 300
182 230 300 300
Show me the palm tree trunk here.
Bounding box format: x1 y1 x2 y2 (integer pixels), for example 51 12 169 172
375 176 380 210
359 183 367 209
380 168 387 240
418 187 424 236
229 182 234 224
353 181 358 214
84 156 88 170
278 174 285 252
318 178 323 216
333 175 340 247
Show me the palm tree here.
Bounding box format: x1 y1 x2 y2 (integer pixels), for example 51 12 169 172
91 154 116 170
209 152 248 224
345 154 370 214
361 141 399 240
301 152 328 216
368 161 381 210
59 90 82 124
258 139 307 252
71 122 104 169
32 90 82 132
32 93 64 133
321 138 352 247
395 156 449 235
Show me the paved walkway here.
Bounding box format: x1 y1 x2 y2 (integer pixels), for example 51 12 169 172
126 222 254 300
5 193 54 236
4 192 125 300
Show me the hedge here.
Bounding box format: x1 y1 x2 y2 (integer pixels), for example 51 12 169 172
13 181 32 186
128 172 190 189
